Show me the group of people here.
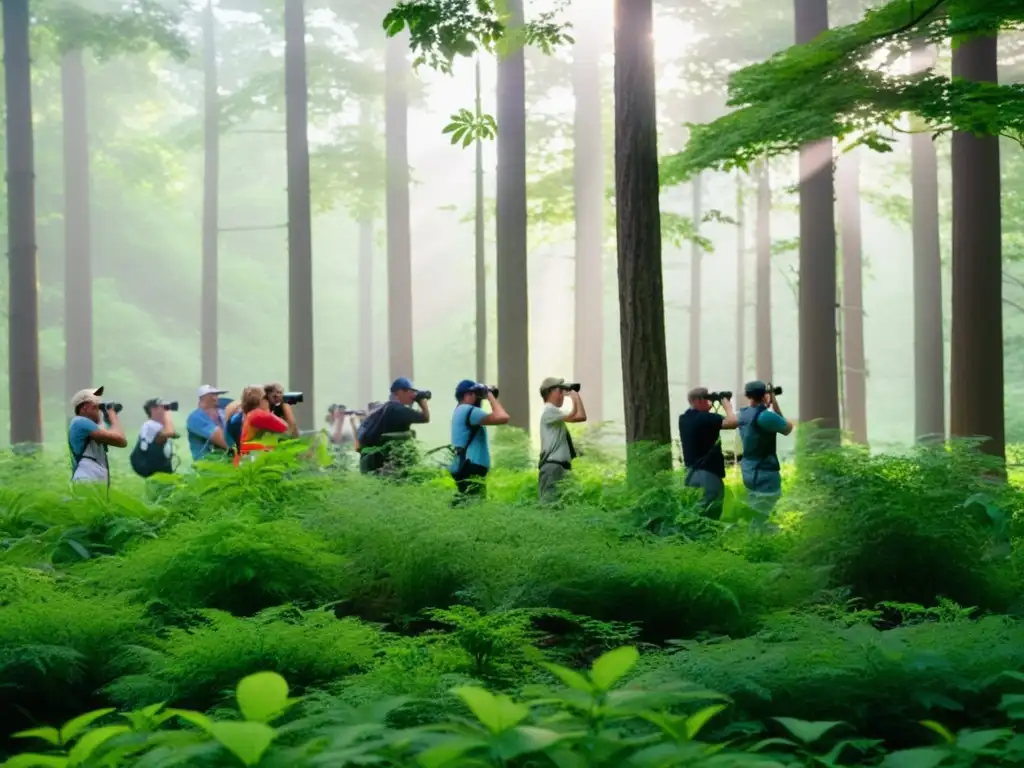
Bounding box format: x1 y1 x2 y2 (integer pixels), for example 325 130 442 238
679 380 794 520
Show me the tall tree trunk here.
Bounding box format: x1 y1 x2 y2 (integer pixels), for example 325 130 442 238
385 32 414 381
474 56 487 383
572 7 604 421
201 0 219 385
4 0 43 446
357 217 374 407
950 35 1004 460
837 150 867 444
910 41 945 442
688 174 703 388
284 0 314 427
795 0 840 434
62 48 92 404
614 0 671 466
735 172 746 394
755 161 774 382
495 0 530 429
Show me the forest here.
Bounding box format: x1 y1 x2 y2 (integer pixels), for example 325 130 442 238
2 0 1024 766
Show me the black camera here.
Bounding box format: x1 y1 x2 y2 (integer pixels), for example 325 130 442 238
283 392 304 405
708 391 733 403
100 401 123 414
474 384 499 398
166 401 179 411
415 390 432 401
769 385 783 396
561 382 581 393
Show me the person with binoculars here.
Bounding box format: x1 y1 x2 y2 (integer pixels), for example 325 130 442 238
130 398 179 478
68 386 127 484
737 380 794 519
186 384 231 461
538 377 588 503
356 377 431 475
448 380 510 501
327 404 364 448
265 383 300 437
679 387 739 518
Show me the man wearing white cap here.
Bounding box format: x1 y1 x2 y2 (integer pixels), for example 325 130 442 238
68 386 127 483
185 384 230 462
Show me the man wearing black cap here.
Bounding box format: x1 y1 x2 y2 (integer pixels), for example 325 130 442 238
679 387 738 518
356 377 431 475
131 399 178 477
448 379 509 501
737 380 794 518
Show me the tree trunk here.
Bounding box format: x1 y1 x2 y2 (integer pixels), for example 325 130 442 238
386 32 414 381
61 48 92 405
495 0 530 430
795 0 840 434
4 0 43 446
688 174 703 388
836 150 867 444
910 41 945 442
474 56 487 383
735 172 746 394
201 0 219 385
572 8 604 422
614 0 671 466
357 217 374 408
284 0 315 427
950 35 1004 460
755 161 773 382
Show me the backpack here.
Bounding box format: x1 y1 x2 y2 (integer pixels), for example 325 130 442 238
356 402 396 450
452 406 483 474
226 410 244 449
130 436 173 478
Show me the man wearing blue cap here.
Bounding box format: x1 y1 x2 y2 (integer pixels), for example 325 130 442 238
356 377 431 475
737 380 793 520
449 379 509 501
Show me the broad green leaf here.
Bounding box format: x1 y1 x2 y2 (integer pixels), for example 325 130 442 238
453 686 529 734
416 735 488 767
685 704 727 739
956 728 1011 751
59 709 116 745
920 720 956 744
540 662 593 694
12 728 61 746
881 746 952 768
236 671 291 723
67 725 130 766
167 708 214 732
772 717 845 745
2 756 69 768
589 646 639 692
208 721 276 766
493 726 565 760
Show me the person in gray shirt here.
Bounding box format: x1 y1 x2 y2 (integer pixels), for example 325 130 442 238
537 377 588 503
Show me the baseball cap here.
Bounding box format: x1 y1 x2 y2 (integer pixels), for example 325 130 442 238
197 384 228 399
455 379 480 399
744 380 768 397
70 386 104 412
390 377 415 392
144 398 172 415
539 377 565 397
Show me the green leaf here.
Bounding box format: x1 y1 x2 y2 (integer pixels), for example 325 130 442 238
541 662 593 694
236 671 291 723
67 725 130 766
773 717 845 745
493 726 566 760
59 709 116 745
12 728 61 746
2 756 69 768
453 686 529 734
589 646 639 692
685 704 727 739
208 721 276 766
881 747 952 768
956 728 1012 752
920 720 956 744
416 735 488 767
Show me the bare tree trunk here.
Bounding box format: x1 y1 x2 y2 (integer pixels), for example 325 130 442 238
357 217 374 407
795 0 840 435
386 32 414 381
735 172 746 394
614 0 671 466
62 48 92 404
910 41 945 442
755 161 773 383
495 0 530 429
4 0 43 445
474 56 487 383
950 35 1004 461
201 0 219 385
688 173 703 388
284 0 315 427
836 150 868 444
572 9 604 421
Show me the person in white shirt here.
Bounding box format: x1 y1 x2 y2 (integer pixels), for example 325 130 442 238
133 399 178 476
537 377 588 503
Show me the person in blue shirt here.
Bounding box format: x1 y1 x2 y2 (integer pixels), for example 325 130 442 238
736 380 794 519
68 386 127 484
186 384 230 462
449 379 509 502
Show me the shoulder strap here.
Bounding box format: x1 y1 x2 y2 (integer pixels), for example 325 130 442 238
455 407 483 460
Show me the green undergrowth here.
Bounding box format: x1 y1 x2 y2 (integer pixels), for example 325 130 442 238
0 439 1023 763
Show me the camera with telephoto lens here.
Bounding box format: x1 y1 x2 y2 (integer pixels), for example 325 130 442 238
769 385 783 396
708 391 733 403
560 382 581 393
473 384 499 399
100 401 123 414
282 392 303 405
415 390 432 401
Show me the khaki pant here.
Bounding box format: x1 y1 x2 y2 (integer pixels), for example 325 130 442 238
538 462 569 502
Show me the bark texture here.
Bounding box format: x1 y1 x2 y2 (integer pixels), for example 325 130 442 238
755 162 774 383
688 174 703 388
284 0 315 427
837 150 867 444
950 35 1004 460
201 0 220 385
357 217 374 408
735 173 746 394
613 0 672 461
495 0 531 429
474 57 487 383
4 0 43 445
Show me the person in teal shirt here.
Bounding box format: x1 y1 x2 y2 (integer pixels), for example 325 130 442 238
449 379 509 502
736 380 794 519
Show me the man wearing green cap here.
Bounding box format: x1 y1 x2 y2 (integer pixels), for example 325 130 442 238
537 377 587 502
736 380 793 519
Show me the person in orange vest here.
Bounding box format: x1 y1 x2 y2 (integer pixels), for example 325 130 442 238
233 385 289 465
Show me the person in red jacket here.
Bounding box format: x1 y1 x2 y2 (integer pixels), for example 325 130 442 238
234 386 289 465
